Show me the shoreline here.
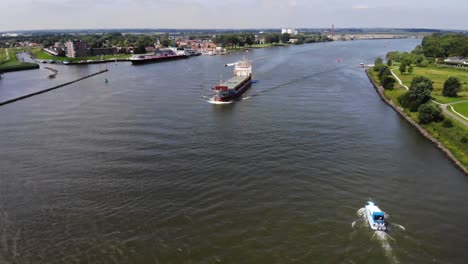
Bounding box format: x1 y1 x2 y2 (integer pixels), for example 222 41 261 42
365 69 468 176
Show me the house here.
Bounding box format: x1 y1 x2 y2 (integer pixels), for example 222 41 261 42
145 46 155 53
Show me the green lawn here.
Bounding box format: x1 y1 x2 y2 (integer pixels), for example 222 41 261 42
29 48 132 62
0 48 39 73
369 67 468 171
452 102 468 118
391 65 468 103
424 117 468 168
0 49 7 61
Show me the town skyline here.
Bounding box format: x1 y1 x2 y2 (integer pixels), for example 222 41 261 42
1 0 468 31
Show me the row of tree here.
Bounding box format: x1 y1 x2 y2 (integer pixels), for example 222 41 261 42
373 58 395 90
212 32 331 48
386 46 430 74
213 33 256 48
421 33 468 58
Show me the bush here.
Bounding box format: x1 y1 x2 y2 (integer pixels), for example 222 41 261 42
378 65 390 80
399 63 407 74
375 57 383 65
418 103 444 124
419 59 429 67
382 76 395 90
398 92 411 108
461 135 468 144
442 119 453 128
410 76 433 90
442 77 462 97
373 64 383 72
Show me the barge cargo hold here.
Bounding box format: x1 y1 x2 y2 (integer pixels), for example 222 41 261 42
212 58 252 102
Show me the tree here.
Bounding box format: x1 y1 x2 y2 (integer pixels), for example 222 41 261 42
375 57 383 65
412 45 423 55
418 103 444 124
270 33 280 45
410 82 433 105
244 34 255 47
399 62 407 74
387 58 393 66
442 76 462 97
399 76 434 111
410 76 433 90
408 65 414 74
378 65 390 80
442 119 453 128
420 59 429 67
280 33 291 44
382 75 395 90
133 44 146 54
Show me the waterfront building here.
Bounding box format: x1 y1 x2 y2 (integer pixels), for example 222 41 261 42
89 47 117 56
65 40 87 58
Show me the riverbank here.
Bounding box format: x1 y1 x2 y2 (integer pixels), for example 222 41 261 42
0 49 39 73
29 48 132 63
366 69 468 175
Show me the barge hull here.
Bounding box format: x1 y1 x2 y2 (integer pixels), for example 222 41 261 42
130 55 188 65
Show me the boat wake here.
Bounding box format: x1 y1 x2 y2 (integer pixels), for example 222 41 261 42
372 231 399 264
206 97 233 105
246 65 342 99
353 207 401 264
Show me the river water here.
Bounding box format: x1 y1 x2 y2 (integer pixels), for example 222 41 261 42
1 39 467 264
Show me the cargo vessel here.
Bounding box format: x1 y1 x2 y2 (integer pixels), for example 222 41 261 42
130 48 188 65
212 58 252 102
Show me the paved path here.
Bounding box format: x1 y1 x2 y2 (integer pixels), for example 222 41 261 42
390 69 468 125
391 70 409 90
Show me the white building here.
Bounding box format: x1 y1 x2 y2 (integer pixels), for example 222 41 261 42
281 28 298 35
1 33 19 37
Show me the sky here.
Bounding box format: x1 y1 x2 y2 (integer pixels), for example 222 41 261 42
1 0 467 31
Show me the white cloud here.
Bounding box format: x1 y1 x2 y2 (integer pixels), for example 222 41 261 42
352 4 370 9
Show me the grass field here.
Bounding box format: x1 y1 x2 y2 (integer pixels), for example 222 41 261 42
0 48 39 73
391 65 468 103
0 49 7 61
452 102 468 118
369 67 468 171
29 48 132 62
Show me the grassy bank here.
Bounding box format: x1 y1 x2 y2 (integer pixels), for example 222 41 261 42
0 49 39 73
453 102 468 118
369 67 468 171
29 48 131 62
391 64 468 103
0 49 7 61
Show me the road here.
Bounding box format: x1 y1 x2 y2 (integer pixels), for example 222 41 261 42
391 69 468 125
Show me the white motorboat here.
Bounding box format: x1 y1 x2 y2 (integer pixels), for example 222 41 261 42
365 201 387 231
